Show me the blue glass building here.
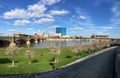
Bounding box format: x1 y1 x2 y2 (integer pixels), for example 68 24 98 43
56 27 66 36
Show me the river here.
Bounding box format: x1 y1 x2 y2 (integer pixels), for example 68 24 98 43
30 41 95 48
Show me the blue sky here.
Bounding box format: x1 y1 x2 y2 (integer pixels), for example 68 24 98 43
0 0 120 38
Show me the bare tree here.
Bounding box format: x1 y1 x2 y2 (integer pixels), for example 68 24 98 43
26 50 32 64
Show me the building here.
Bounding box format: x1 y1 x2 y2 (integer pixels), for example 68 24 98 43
42 31 50 38
56 27 66 36
91 34 109 39
54 33 62 37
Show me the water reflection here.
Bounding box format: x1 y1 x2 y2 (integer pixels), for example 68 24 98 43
30 41 95 48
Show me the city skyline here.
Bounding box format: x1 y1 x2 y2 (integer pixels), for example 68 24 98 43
0 0 120 38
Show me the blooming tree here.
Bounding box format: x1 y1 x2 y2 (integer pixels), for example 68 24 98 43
6 37 18 67
72 48 79 57
50 42 61 63
26 36 32 64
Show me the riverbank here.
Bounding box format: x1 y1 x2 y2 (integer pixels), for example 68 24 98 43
0 45 117 78
46 38 110 42
0 42 111 76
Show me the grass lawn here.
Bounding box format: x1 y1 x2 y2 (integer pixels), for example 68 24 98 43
0 47 96 76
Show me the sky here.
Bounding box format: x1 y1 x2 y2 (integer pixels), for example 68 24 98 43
0 0 120 38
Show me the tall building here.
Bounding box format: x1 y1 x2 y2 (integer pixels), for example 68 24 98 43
56 27 66 36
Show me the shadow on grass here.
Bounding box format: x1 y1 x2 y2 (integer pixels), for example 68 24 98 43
49 62 56 69
0 58 11 64
0 58 20 64
31 59 38 63
66 55 72 58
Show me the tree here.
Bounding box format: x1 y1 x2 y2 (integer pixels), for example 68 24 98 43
50 42 61 63
6 37 18 67
26 36 32 64
26 50 32 64
72 48 79 57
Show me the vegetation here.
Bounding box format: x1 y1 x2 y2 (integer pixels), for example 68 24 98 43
0 41 111 76
6 41 18 67
0 40 10 47
50 42 61 63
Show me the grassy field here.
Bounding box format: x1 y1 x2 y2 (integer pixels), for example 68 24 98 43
0 46 96 76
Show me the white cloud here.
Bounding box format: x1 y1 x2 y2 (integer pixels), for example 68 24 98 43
75 8 91 25
4 9 28 19
14 20 31 26
48 25 60 29
3 0 69 26
111 2 120 17
3 1 51 19
40 0 61 5
3 4 47 19
110 1 120 25
3 0 63 19
70 27 84 30
50 9 69 15
34 18 54 24
27 4 47 18
79 15 87 19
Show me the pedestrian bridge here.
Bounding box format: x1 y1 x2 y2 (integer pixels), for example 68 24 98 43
1 46 120 78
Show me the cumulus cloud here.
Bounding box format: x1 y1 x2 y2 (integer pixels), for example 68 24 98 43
50 9 69 15
4 9 28 19
3 0 69 26
14 20 31 26
27 4 47 18
4 4 47 19
34 18 54 24
3 0 63 19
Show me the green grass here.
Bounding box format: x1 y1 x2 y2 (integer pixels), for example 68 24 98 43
0 47 96 76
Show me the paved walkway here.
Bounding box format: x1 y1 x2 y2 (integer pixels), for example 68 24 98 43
0 47 118 78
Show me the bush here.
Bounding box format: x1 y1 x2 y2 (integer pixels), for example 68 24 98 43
0 40 10 47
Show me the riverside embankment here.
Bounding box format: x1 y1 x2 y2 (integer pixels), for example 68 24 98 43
1 46 119 78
